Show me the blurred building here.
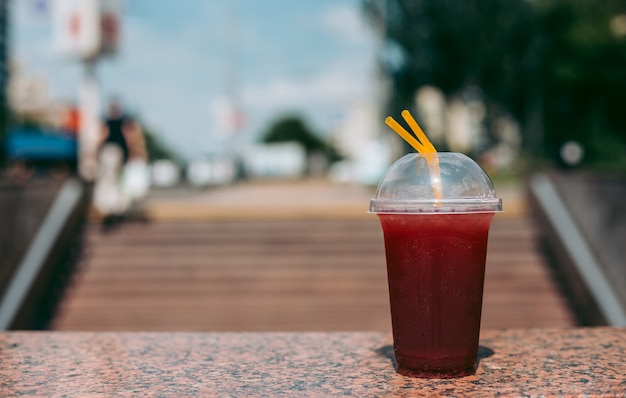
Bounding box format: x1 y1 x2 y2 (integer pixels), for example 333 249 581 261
333 102 380 162
330 102 392 185
0 0 9 159
7 63 78 133
5 63 80 169
242 142 306 180
8 64 50 120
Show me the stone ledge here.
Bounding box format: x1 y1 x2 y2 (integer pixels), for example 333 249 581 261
1 328 624 396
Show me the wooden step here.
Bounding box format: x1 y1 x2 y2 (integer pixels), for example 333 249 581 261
52 217 576 331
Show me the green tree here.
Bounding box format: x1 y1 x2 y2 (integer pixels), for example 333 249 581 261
261 115 342 164
363 0 626 168
537 0 626 166
363 0 536 131
138 120 182 164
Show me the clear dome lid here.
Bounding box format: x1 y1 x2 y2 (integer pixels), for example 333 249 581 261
370 152 502 214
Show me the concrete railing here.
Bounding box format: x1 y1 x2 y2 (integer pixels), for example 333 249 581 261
528 171 626 326
0 178 87 330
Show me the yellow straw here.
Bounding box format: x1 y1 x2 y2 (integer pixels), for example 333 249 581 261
385 110 443 202
384 117 426 153
401 110 436 153
384 110 437 154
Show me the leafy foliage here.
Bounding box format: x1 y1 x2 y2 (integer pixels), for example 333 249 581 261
364 0 535 116
363 0 626 168
537 0 626 163
261 115 342 163
139 121 181 164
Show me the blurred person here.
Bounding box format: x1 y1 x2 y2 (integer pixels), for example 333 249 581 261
120 115 150 203
100 99 131 163
93 99 149 226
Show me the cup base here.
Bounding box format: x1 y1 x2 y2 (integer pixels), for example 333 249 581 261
396 364 476 379
395 354 477 379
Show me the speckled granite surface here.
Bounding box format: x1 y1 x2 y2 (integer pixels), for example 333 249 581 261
1 328 624 397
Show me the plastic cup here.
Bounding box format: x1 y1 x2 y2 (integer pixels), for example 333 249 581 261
370 152 502 378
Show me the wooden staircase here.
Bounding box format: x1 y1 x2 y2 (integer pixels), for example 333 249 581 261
52 215 576 331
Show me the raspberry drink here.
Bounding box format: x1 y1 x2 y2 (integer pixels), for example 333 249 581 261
370 150 501 378
378 213 494 378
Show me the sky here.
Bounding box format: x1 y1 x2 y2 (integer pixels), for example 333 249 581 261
12 0 379 160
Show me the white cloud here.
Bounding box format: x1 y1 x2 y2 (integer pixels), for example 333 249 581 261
234 3 379 141
320 3 374 45
244 69 369 112
241 22 377 118
239 52 377 141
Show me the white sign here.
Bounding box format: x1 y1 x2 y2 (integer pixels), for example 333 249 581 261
53 0 101 60
100 0 121 55
53 0 120 60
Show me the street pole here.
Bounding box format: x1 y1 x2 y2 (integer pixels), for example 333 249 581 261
78 60 100 181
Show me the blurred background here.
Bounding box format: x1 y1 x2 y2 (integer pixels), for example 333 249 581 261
0 0 624 332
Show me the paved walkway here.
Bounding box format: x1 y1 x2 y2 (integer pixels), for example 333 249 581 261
53 179 575 331
136 178 527 221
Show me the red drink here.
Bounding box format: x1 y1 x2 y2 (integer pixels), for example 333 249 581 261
378 212 494 378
